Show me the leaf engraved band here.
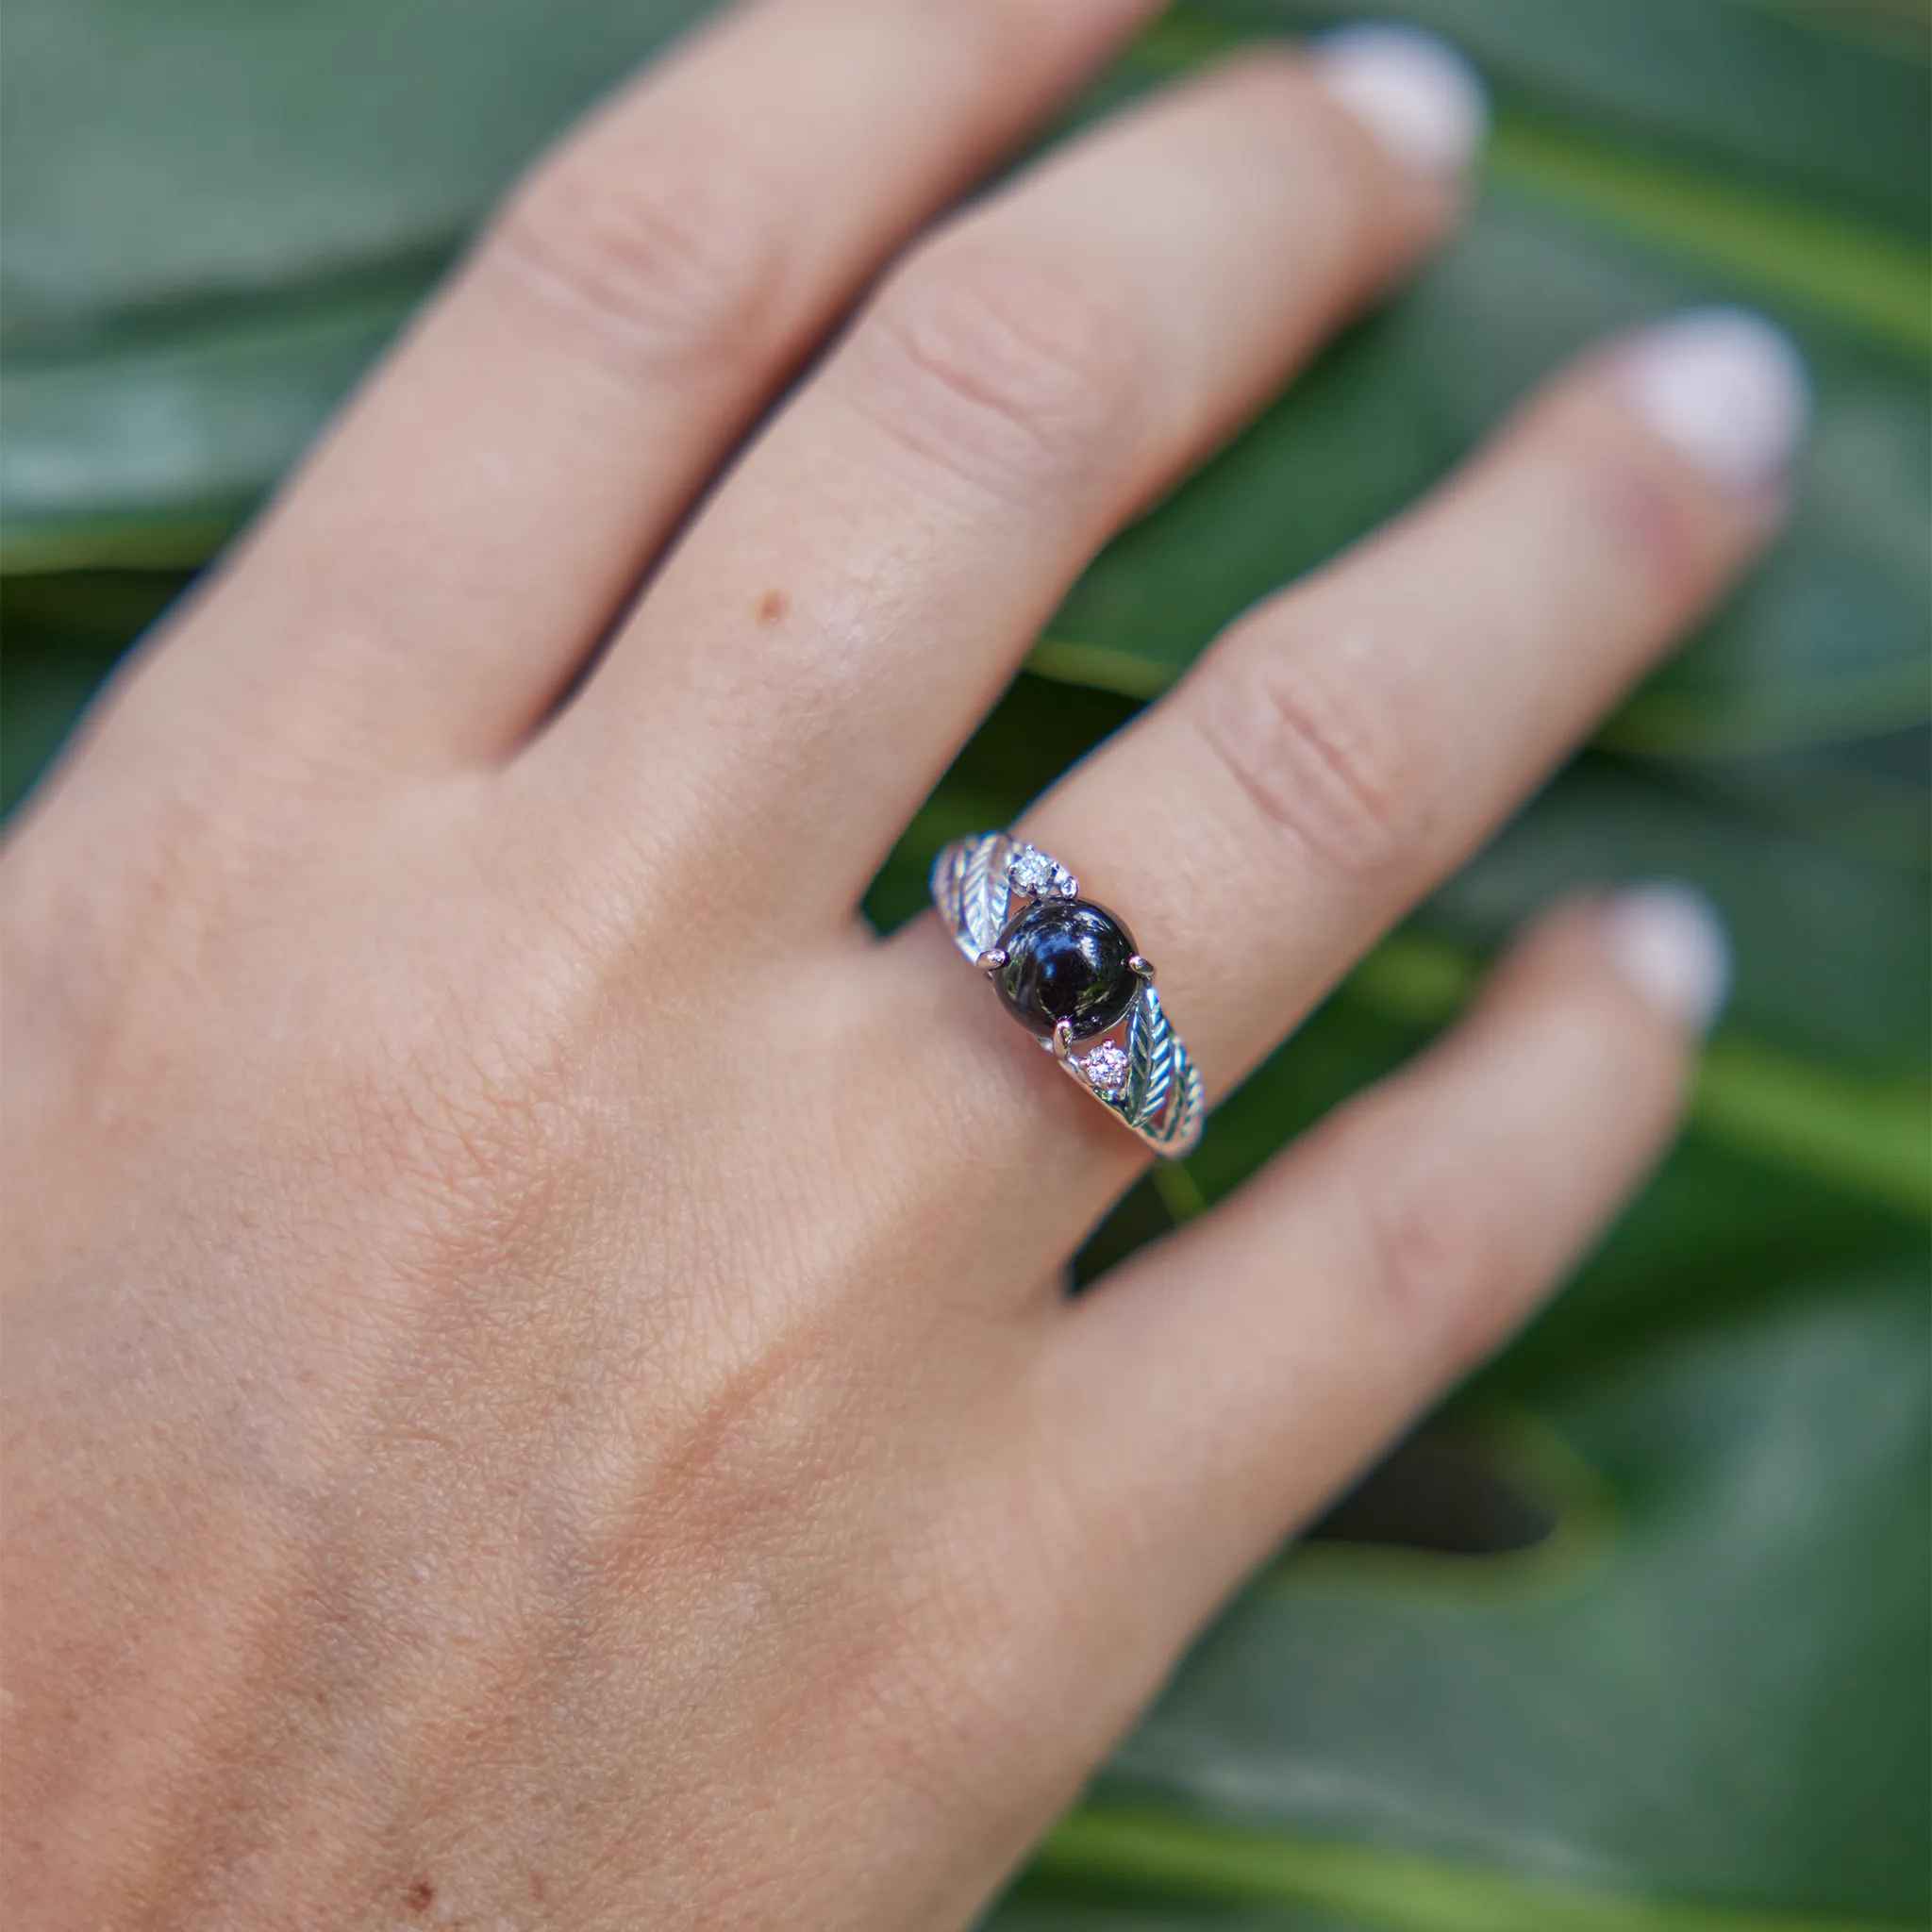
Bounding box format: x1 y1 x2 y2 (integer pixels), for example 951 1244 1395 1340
931 833 1205 1158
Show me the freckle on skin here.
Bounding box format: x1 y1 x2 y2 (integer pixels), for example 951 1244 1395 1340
757 588 788 625
405 1876 435 1911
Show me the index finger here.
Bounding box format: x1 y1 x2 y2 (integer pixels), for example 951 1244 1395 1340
113 0 1161 776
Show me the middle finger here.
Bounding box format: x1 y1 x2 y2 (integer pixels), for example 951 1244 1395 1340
521 37 1479 923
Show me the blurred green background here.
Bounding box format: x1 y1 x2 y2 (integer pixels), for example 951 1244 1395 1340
3 2 1927 1925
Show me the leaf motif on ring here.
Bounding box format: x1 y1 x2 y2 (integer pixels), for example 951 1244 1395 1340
1124 987 1175 1131
930 841 972 960
961 835 1013 957
1160 1057 1204 1151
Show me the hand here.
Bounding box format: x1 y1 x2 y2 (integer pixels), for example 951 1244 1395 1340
2 4 1804 1925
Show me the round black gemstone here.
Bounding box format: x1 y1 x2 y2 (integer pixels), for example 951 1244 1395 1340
994 898 1140 1043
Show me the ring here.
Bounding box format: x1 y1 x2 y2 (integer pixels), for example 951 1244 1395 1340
930 833 1205 1158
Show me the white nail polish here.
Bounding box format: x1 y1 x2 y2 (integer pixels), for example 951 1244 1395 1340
1312 24 1489 180
1601 882 1733 1038
1618 308 1812 495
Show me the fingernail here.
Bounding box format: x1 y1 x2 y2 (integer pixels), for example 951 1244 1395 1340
1618 308 1811 495
1312 24 1489 180
1601 882 1733 1037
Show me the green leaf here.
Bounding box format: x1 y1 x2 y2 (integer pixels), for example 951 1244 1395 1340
1646 732 1931 879
1692 1041 1931 1220
2 8 1924 1928
1485 114 1929 356
1041 6 1932 757
1026 1808 1911 1932
0 0 711 570
1219 0 1931 236
8 4 1929 774
1033 196 1929 756
0 0 711 340
0 571 188 811
1423 759 1928 1074
1009 1280 1930 1927
0 286 420 573
1342 932 1932 1222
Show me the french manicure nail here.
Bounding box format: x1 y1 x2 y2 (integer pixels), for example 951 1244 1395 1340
1312 24 1489 180
1601 882 1733 1038
1618 308 1812 495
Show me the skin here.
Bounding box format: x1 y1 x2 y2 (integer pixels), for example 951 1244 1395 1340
2 2 1781 1925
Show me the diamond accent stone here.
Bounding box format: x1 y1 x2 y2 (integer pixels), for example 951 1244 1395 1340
1077 1040 1131 1101
1006 842 1076 900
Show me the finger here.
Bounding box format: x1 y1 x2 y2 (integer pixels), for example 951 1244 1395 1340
1025 888 1729 1678
121 0 1162 775
525 32 1485 915
1014 307 1807 1106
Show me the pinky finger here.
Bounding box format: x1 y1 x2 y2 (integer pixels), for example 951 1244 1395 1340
1030 885 1730 1657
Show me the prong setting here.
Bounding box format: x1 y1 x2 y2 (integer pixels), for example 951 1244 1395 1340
1076 1040 1132 1101
1006 843 1078 902
931 831 1204 1156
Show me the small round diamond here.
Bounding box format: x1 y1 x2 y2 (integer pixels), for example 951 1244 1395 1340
1076 1041 1131 1101
1006 843 1075 900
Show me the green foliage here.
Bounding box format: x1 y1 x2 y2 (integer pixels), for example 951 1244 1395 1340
2 1 1925 1925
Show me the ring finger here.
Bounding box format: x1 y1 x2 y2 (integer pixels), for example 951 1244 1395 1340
883 303 1807 1250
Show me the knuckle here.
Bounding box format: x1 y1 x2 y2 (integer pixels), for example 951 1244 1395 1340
1341 1124 1524 1358
856 244 1142 498
490 142 786 368
1190 633 1418 879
